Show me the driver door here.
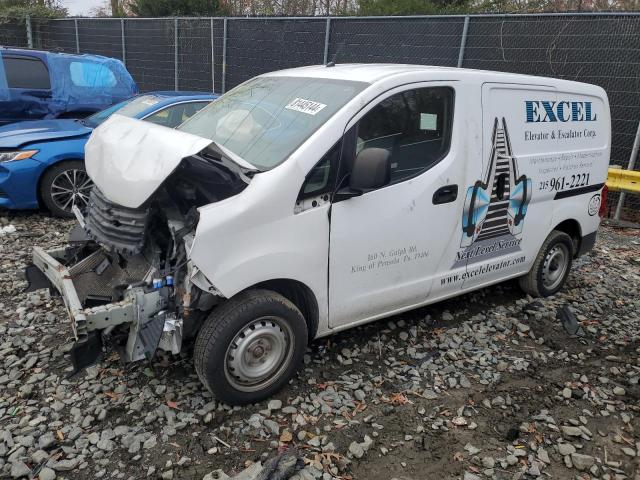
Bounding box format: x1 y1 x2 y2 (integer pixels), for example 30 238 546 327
328 83 463 328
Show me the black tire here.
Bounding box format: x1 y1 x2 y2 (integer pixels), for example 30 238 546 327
39 160 92 218
194 289 308 406
519 230 574 297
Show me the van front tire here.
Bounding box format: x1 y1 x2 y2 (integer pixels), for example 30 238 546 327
519 230 573 297
194 289 308 406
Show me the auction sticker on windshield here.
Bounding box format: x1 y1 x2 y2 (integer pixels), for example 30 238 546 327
285 98 327 115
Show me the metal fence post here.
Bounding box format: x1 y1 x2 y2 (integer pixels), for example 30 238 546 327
74 18 80 53
614 120 640 221
323 18 331 65
25 15 33 48
457 15 469 68
210 18 215 93
121 18 126 66
174 18 179 90
222 18 228 94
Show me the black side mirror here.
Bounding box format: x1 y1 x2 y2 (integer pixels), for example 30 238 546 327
350 147 391 191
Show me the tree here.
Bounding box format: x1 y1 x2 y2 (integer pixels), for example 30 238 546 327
475 0 639 12
127 0 228 16
89 0 129 17
0 0 67 18
358 0 472 14
220 0 355 15
111 0 127 16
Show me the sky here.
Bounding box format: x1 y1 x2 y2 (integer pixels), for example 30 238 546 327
61 0 105 16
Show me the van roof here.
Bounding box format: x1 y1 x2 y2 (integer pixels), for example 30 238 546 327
264 63 600 91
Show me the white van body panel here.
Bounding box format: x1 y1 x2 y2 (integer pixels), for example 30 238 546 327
84 64 611 340
189 159 332 331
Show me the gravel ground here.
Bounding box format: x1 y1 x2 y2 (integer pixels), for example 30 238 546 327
0 211 639 480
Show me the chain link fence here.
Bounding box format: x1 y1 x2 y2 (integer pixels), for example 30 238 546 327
1 13 639 219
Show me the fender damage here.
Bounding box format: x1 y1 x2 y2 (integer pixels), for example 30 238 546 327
27 115 255 371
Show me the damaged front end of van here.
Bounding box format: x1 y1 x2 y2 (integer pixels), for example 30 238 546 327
25 115 257 372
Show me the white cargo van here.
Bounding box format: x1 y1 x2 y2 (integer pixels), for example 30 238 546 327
28 64 610 405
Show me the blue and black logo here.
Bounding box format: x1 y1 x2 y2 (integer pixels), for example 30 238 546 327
526 101 597 123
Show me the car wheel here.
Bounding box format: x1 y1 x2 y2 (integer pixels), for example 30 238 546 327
40 161 93 218
519 230 573 297
194 289 308 406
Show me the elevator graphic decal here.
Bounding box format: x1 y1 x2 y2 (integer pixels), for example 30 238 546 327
454 117 532 268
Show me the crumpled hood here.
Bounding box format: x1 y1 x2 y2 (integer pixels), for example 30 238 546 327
0 119 91 148
85 114 214 209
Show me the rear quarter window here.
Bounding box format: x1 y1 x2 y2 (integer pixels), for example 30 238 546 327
3 56 51 89
69 61 117 88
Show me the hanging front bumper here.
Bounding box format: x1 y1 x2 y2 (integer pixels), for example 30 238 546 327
31 246 141 340
28 246 173 371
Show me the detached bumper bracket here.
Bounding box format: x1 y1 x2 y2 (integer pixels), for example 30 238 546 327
32 246 88 341
139 313 166 361
24 264 54 293
68 333 103 376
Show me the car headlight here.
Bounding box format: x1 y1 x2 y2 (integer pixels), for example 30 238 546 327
0 150 38 163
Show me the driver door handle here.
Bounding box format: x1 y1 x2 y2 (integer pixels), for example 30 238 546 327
433 185 458 205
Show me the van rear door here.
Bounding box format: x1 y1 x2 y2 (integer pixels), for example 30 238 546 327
447 83 559 290
467 82 608 289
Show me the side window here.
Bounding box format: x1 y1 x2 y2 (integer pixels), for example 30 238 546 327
69 62 117 88
355 87 454 184
3 56 51 89
145 102 210 128
300 140 341 199
295 140 342 213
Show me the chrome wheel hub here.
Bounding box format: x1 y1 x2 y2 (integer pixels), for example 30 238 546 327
50 168 93 213
542 243 569 290
225 317 293 392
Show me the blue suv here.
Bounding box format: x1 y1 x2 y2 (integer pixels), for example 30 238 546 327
0 48 138 125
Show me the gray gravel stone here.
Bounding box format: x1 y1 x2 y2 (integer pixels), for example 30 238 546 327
38 433 55 450
263 419 280 435
51 458 79 472
557 443 576 456
10 461 31 478
348 442 364 459
561 426 583 437
570 453 595 471
38 467 56 480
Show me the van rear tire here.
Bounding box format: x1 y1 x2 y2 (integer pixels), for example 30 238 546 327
519 230 573 297
194 289 307 406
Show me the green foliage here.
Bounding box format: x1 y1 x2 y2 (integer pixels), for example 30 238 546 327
358 0 473 15
474 0 549 12
127 0 228 16
0 0 67 19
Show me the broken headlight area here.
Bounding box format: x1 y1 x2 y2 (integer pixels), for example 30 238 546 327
28 150 250 372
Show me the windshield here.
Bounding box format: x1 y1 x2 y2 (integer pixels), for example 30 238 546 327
84 95 162 128
178 76 367 170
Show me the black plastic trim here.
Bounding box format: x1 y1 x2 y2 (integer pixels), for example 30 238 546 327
553 183 604 200
578 231 597 256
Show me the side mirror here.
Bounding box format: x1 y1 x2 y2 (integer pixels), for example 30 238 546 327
349 147 391 191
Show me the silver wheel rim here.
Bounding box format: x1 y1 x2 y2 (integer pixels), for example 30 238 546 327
542 243 569 290
225 316 294 393
50 168 92 213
